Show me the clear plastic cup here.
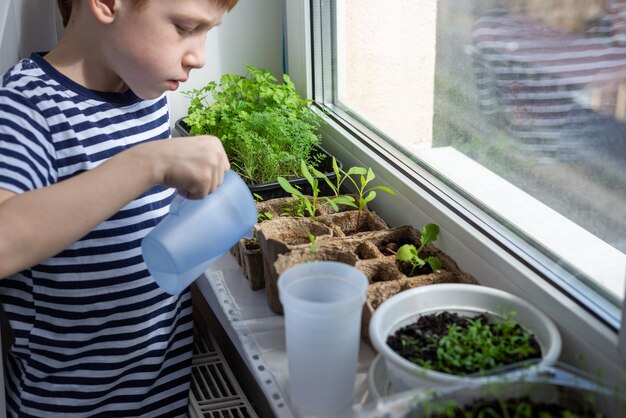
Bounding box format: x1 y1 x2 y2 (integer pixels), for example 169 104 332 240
142 170 257 295
278 261 368 415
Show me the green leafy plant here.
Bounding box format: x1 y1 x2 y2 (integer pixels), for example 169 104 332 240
277 160 355 221
397 311 540 376
396 223 443 274
183 65 323 185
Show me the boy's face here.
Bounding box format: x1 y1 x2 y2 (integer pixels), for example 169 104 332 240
102 0 226 99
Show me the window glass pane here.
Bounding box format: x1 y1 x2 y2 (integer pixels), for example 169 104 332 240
320 0 626 316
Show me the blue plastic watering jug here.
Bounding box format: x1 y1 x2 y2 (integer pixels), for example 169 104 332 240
142 170 257 295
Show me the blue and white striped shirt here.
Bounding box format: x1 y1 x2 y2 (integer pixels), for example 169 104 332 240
0 53 192 417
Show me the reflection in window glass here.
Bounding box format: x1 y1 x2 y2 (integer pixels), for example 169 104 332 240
327 1 626 309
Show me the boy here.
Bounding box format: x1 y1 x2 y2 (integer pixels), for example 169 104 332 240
0 0 238 416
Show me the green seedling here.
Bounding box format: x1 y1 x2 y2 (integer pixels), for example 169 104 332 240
280 194 306 217
310 157 360 199
253 194 274 222
339 166 396 228
396 223 442 274
421 397 598 418
306 231 317 261
344 166 396 211
278 160 355 221
258 211 273 222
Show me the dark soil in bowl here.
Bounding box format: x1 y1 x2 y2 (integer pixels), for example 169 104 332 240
387 311 541 376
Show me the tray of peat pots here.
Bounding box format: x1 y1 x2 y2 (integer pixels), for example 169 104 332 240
273 223 477 339
255 161 394 313
232 157 361 290
368 283 562 394
358 363 626 418
230 188 359 291
255 209 390 313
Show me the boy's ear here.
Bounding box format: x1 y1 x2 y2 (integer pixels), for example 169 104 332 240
89 0 118 24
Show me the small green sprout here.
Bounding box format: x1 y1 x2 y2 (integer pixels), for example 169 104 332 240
396 223 442 274
258 211 273 222
339 166 396 228
306 231 317 261
253 193 274 222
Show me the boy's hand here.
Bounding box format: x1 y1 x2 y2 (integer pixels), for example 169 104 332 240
0 134 230 277
152 135 231 199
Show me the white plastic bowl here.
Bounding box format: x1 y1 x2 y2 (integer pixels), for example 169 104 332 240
368 283 562 392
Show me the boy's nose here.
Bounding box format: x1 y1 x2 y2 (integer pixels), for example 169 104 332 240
183 42 206 70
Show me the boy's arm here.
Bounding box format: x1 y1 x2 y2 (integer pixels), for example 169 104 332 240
0 135 229 278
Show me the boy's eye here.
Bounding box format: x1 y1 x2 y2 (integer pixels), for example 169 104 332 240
175 24 195 34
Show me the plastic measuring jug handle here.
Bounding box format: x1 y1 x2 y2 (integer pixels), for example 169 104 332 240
169 193 187 215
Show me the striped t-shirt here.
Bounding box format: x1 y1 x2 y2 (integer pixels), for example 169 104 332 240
0 53 193 417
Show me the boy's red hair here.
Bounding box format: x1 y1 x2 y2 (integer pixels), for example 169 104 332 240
57 0 239 27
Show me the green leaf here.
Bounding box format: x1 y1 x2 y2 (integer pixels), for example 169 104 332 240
365 167 376 184
420 223 440 246
396 244 417 262
301 160 315 186
332 195 357 207
302 199 315 218
364 190 377 204
425 256 442 271
309 166 325 177
346 166 367 176
360 175 367 189
371 185 396 196
277 177 303 197
332 157 340 178
323 197 339 212
414 255 426 267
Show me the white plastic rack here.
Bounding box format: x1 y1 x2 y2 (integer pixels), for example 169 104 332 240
189 328 258 418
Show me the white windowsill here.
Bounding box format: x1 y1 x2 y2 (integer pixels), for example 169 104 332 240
415 146 626 301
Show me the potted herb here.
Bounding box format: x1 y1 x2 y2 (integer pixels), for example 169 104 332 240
178 65 339 199
387 310 541 376
368 283 562 392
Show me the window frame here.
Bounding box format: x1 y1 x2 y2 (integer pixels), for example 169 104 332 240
285 0 626 380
